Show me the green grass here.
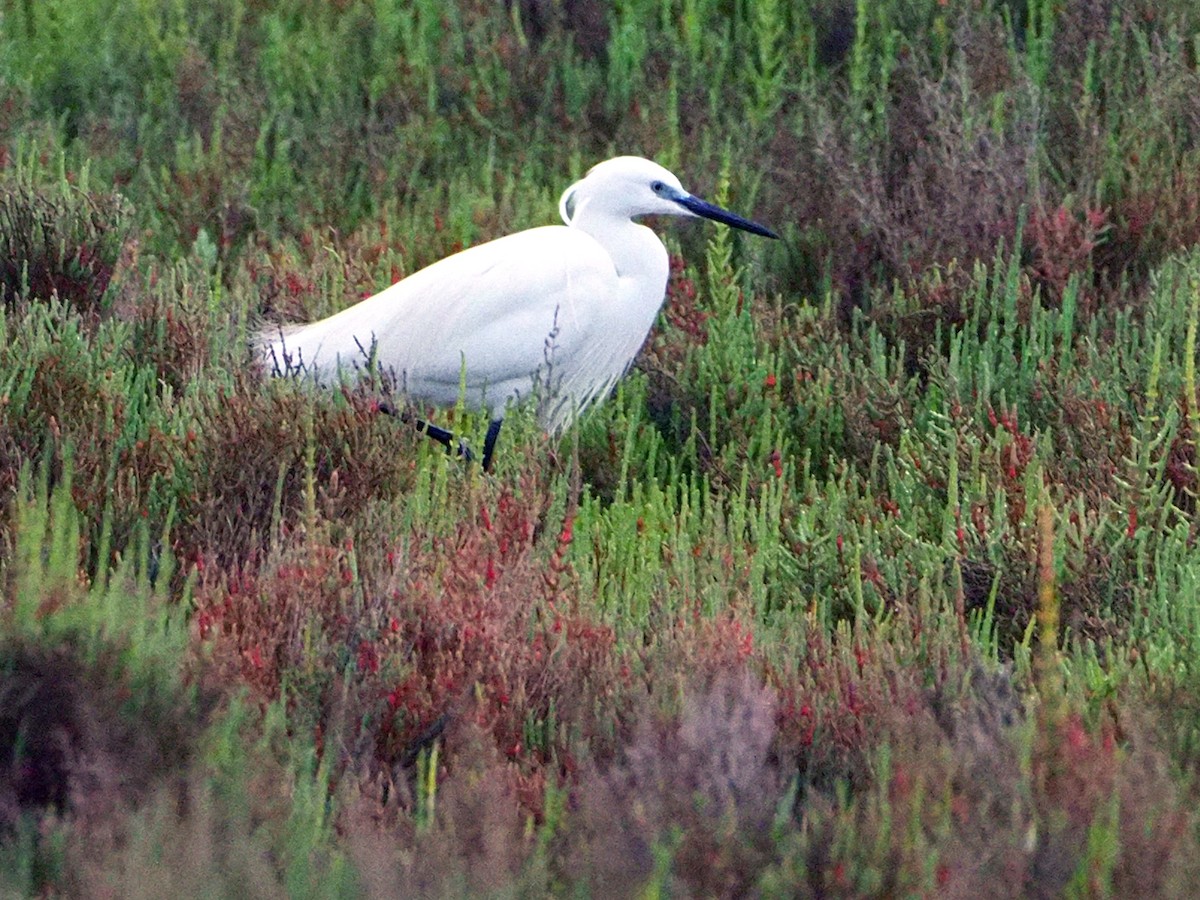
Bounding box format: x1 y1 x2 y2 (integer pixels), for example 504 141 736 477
4 0 1200 895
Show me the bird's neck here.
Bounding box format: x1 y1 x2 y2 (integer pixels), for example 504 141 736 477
571 215 669 293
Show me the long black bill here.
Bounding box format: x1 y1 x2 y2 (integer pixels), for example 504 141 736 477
677 194 779 239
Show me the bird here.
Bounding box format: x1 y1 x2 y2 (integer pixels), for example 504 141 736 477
260 156 778 469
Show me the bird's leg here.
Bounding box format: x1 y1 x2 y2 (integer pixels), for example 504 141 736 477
482 419 503 473
416 419 474 462
377 402 475 463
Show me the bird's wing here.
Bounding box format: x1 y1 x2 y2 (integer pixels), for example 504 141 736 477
278 225 619 411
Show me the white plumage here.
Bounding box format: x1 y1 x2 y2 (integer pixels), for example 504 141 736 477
260 156 776 465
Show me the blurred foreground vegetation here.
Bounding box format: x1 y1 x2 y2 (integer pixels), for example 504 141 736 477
4 0 1200 895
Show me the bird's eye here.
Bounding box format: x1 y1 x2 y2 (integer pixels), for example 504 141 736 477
650 181 665 194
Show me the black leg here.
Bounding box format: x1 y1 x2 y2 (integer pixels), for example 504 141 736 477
378 402 492 467
378 401 472 461
482 419 503 472
418 419 475 462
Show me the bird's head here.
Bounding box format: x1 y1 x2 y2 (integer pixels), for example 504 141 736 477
559 156 778 239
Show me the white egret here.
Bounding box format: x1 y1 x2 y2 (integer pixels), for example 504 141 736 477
261 156 777 468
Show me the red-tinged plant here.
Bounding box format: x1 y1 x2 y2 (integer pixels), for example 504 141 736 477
0 181 131 318
123 270 211 397
1021 700 1200 897
1026 202 1109 311
194 469 632 821
775 54 1036 314
568 673 783 898
845 664 1198 897
241 227 401 326
191 541 358 702
377 494 625 799
1162 400 1196 514
660 255 707 347
769 633 898 793
772 663 1029 899
987 403 1036 526
1101 166 1200 289
636 255 711 455
151 129 255 265
0 330 181 573
172 373 418 567
341 721 533 897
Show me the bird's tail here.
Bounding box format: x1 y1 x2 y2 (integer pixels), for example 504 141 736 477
254 321 306 376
